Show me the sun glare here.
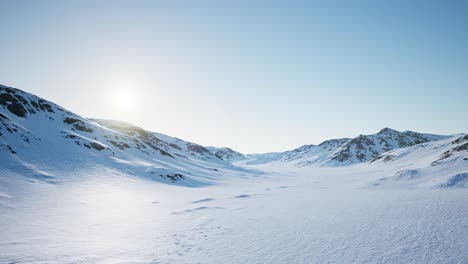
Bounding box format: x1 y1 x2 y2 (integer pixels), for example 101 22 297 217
112 90 136 110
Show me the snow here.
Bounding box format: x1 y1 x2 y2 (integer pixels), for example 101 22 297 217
206 146 247 162
0 85 261 187
368 135 468 188
1 85 468 263
1 164 467 263
249 129 448 167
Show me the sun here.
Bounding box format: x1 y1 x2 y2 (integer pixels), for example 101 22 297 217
112 90 137 110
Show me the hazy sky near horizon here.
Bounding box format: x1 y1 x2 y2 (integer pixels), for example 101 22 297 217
1 1 467 153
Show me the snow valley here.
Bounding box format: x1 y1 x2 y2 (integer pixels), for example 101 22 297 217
1 84 467 263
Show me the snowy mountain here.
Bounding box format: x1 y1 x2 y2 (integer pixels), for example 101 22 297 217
0 84 464 187
0 85 257 186
368 133 468 188
248 128 447 167
206 146 247 162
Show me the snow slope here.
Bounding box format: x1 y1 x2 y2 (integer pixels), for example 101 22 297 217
368 134 468 188
0 85 259 187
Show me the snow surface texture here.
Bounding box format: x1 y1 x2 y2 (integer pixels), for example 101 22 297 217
1 84 468 263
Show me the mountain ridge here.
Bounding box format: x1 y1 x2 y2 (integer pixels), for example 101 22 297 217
246 128 448 167
0 84 465 187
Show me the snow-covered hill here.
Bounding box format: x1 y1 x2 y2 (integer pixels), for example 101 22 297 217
248 128 448 167
368 134 468 188
0 85 257 186
206 146 247 162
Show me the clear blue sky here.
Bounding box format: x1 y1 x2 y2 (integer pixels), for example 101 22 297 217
1 0 467 153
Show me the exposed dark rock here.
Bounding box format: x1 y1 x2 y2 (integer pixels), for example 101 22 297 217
169 143 181 150
332 152 351 162
63 117 79 124
175 153 188 159
64 134 77 139
187 144 210 154
452 135 468 145
318 138 349 148
109 140 131 150
63 118 94 133
452 142 468 152
331 129 438 164
370 155 395 163
0 114 35 144
1 144 16 154
37 99 54 113
0 92 28 117
0 112 10 120
159 149 174 158
163 173 185 182
0 86 58 118
433 137 468 164
87 142 106 151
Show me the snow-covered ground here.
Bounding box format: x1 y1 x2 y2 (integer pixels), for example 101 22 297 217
1 85 467 263
1 162 467 264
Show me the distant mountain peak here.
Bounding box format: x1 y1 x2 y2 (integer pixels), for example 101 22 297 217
251 128 448 167
378 127 399 134
207 146 246 162
317 138 350 149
